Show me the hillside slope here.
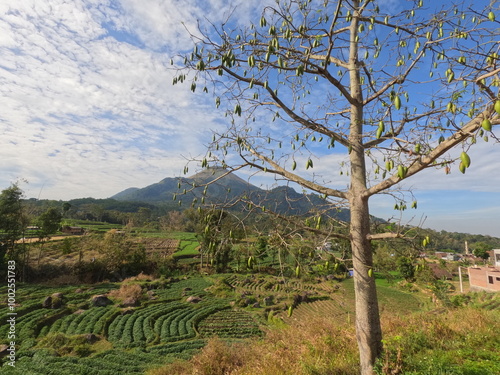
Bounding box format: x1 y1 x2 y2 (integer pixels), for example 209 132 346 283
111 167 349 219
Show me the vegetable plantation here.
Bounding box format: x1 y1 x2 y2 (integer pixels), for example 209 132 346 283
0 276 262 374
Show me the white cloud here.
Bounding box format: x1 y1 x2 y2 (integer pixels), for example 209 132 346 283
0 0 226 200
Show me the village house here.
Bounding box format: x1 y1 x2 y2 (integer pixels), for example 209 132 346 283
434 251 461 261
467 249 500 292
61 226 85 235
427 263 454 280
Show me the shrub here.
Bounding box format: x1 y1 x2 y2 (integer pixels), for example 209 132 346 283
36 333 94 357
108 283 145 303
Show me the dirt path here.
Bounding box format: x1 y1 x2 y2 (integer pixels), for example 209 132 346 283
16 235 79 243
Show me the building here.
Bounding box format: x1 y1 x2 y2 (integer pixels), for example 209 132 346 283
467 249 500 292
61 226 85 235
494 249 500 267
427 263 453 280
434 251 461 261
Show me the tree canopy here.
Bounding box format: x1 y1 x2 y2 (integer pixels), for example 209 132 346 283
176 1 499 372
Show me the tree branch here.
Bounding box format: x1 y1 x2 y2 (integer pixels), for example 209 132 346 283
237 140 349 200
364 106 498 197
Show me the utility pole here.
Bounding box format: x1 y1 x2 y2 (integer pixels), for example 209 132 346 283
458 266 464 293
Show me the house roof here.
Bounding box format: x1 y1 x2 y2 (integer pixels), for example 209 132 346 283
427 263 453 280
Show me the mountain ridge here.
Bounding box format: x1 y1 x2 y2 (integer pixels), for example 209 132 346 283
111 167 350 220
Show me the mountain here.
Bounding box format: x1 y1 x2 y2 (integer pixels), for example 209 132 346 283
111 187 141 201
111 167 349 219
112 167 261 204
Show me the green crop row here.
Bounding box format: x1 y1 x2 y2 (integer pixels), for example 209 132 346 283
197 309 262 338
107 313 133 345
153 277 213 300
1 347 170 375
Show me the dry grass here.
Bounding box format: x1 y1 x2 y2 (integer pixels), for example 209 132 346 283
108 283 144 302
123 272 154 282
148 316 359 375
147 304 499 375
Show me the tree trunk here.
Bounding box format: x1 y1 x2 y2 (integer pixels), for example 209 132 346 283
350 195 383 374
348 2 383 373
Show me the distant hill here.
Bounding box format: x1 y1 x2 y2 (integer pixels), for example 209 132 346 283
111 167 260 204
111 167 350 220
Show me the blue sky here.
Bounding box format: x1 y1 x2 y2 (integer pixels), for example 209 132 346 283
1 0 499 237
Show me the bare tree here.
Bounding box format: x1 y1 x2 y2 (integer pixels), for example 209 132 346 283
175 1 500 373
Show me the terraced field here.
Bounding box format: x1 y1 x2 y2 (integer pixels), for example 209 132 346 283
0 276 261 374
198 309 262 338
140 238 180 257
1 272 464 374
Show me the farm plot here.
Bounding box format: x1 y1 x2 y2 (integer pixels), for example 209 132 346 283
0 276 261 374
42 306 119 337
153 277 213 300
198 309 262 338
224 274 339 296
107 301 228 348
0 345 204 375
140 238 180 257
284 299 353 324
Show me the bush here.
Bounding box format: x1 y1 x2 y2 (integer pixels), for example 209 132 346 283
36 333 94 357
108 283 145 303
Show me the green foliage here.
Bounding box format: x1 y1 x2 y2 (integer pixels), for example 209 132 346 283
471 241 492 259
376 308 500 375
95 231 148 277
427 279 455 307
36 332 93 357
187 208 243 272
397 256 415 281
0 183 28 267
60 237 74 255
36 207 62 239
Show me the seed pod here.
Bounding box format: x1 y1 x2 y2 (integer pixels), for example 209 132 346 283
397 165 407 179
459 161 466 174
247 55 255 67
447 71 455 83
494 100 500 115
482 118 492 131
368 269 373 277
394 95 402 110
288 305 293 317
460 152 471 168
234 104 242 116
316 216 322 229
295 266 300 278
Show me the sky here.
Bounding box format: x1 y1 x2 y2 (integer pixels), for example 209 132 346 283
1 0 499 238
